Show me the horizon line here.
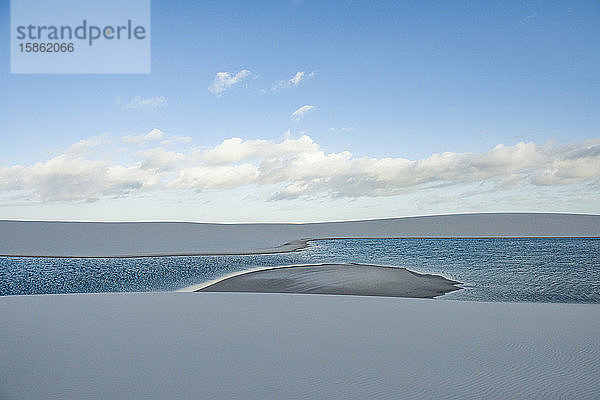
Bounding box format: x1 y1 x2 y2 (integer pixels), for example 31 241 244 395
1 211 599 225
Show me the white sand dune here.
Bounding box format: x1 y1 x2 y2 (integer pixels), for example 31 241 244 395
1 213 599 257
1 292 598 399
197 263 462 298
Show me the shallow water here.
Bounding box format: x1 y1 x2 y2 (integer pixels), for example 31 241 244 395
1 238 599 303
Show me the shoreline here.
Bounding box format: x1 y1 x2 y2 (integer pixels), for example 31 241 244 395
195 263 463 299
1 213 599 258
0 238 312 259
1 235 599 259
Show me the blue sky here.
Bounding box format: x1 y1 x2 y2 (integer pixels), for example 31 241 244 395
0 0 599 221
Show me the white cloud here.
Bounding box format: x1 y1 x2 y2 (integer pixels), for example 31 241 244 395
171 164 260 190
122 129 165 145
1 132 599 203
520 13 539 25
67 135 106 155
202 135 318 165
0 154 158 202
122 95 167 112
271 71 315 91
291 105 316 121
208 70 252 96
160 136 192 147
141 147 184 171
330 127 355 133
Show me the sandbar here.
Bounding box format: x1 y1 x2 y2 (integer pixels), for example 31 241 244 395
197 263 462 298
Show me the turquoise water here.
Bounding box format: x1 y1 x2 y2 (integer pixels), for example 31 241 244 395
1 238 599 303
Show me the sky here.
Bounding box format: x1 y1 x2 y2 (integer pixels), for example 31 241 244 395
0 0 599 222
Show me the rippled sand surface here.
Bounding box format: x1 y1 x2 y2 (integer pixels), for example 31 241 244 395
1 292 599 399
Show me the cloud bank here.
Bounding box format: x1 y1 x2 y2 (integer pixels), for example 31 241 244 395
1 130 598 203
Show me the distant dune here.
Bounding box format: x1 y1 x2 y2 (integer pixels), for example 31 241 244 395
1 213 599 257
